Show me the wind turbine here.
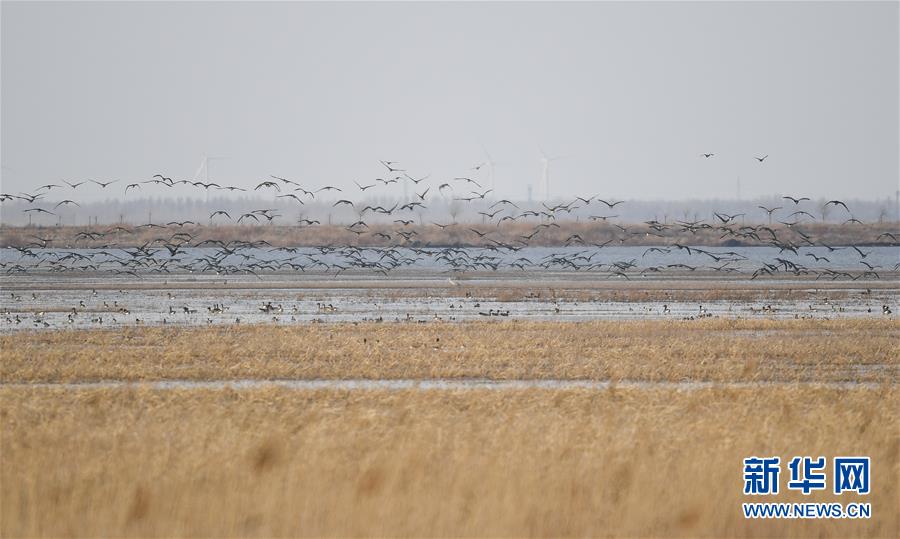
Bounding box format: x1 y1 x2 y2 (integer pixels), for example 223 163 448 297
193 155 227 184
481 145 498 195
538 146 565 201
193 155 227 204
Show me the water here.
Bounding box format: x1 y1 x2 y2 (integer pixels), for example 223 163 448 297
1 278 895 332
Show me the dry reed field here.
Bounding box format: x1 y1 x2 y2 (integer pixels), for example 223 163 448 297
2 386 897 537
2 319 898 537
2 319 897 384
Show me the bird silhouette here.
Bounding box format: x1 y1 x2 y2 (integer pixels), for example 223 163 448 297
782 196 810 204
91 180 119 188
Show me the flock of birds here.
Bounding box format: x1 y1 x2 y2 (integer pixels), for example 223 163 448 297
2 157 899 281
1 155 897 330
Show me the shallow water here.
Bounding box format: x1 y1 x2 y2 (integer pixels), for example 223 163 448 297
2 268 897 332
1 285 896 333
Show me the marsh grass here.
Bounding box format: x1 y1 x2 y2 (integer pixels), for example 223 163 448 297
2 318 897 537
2 386 896 537
2 319 897 383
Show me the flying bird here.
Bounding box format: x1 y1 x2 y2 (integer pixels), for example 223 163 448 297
757 205 781 224
15 193 44 203
406 174 430 185
380 160 405 172
851 245 871 259
91 180 118 188
596 199 625 208
782 196 810 204
454 177 482 188
270 175 298 186
255 181 281 192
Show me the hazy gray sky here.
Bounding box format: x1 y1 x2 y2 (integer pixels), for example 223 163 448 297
2 1 898 202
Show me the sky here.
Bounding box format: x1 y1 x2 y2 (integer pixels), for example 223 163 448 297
2 1 898 203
